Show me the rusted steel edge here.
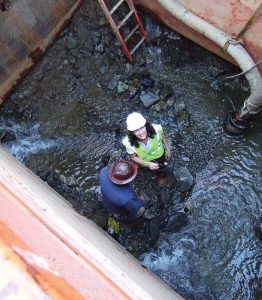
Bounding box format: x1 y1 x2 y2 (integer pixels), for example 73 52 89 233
0 223 83 299
0 146 182 300
0 179 130 300
236 2 262 41
0 0 84 104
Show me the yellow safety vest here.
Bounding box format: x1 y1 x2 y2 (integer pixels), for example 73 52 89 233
122 124 164 161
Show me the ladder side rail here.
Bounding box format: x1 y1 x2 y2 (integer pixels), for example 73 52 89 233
98 0 133 62
125 0 149 44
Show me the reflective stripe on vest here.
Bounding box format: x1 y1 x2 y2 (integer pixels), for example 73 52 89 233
123 125 164 161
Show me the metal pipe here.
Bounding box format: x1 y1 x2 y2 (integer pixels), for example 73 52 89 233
157 0 262 117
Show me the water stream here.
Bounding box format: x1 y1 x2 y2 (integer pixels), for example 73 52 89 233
0 1 261 299
141 130 262 299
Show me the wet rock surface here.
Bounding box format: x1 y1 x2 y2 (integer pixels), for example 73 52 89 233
173 166 194 192
1 1 261 299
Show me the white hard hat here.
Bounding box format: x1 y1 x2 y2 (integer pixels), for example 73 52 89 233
126 112 147 131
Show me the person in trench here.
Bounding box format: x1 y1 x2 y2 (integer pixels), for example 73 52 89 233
122 112 171 187
99 160 146 237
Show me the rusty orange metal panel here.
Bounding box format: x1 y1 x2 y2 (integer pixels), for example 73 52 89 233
0 147 182 300
0 0 83 103
0 182 131 300
0 222 83 300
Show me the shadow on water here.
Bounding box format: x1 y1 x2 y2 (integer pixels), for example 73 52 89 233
0 1 262 299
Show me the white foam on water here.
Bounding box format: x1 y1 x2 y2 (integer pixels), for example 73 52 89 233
1 121 57 161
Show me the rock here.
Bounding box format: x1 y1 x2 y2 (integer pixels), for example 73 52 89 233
208 65 225 77
84 40 93 52
140 91 159 108
140 76 155 88
240 79 250 92
100 64 109 74
59 174 78 186
164 31 181 40
152 86 161 97
104 34 112 47
75 65 88 77
144 47 162 64
170 193 183 207
125 63 134 76
0 129 16 143
173 166 194 192
59 174 67 184
160 84 173 100
64 36 78 49
165 212 188 232
107 74 121 90
33 70 45 82
174 100 187 112
95 42 105 54
91 31 101 46
140 191 150 204
117 81 129 94
254 217 262 241
148 218 161 246
166 98 174 107
184 202 194 213
128 86 138 98
160 186 171 208
76 23 87 44
143 209 157 220
182 156 190 162
154 103 161 112
167 110 175 117
174 100 190 126
210 80 220 91
98 16 107 26
20 122 30 135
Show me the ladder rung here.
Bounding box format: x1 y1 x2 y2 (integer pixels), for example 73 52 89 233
124 24 139 42
130 37 145 55
117 10 134 29
110 0 125 15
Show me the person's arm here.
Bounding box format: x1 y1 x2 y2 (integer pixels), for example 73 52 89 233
125 198 145 221
123 139 158 169
162 131 171 160
129 153 159 170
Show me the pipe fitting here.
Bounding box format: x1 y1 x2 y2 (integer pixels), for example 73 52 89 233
240 99 262 118
224 111 253 134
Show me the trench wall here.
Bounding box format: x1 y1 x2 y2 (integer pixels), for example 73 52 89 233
0 0 82 104
134 0 262 74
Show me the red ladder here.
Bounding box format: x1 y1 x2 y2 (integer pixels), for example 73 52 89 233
98 0 149 62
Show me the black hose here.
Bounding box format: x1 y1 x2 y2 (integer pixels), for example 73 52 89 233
211 59 262 111
212 78 237 112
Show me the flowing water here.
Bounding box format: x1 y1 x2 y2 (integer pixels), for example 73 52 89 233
141 128 262 299
0 1 262 299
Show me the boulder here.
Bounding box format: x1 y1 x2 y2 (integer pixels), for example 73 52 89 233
140 91 159 108
107 74 121 90
165 212 188 232
173 166 194 192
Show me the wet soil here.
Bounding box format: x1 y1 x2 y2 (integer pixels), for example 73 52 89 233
0 0 250 259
